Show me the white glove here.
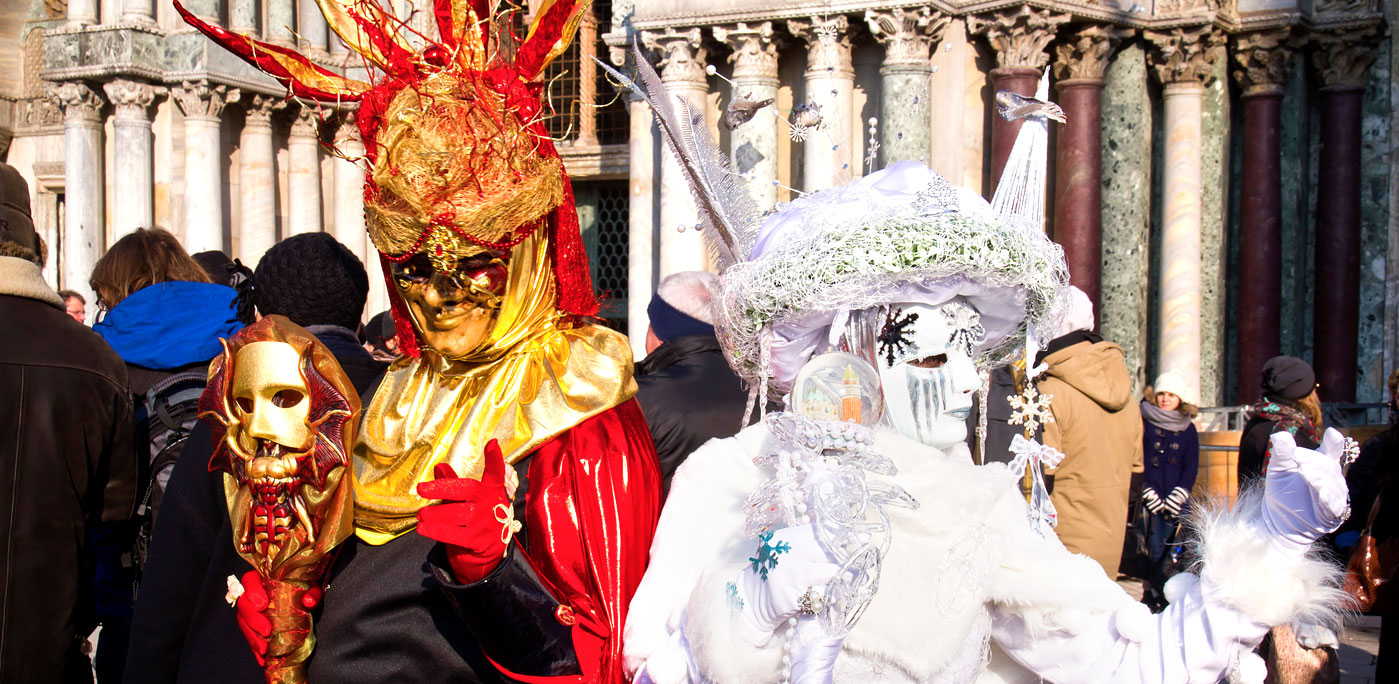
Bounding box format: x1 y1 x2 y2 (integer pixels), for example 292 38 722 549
1260 429 1350 555
1142 487 1165 515
733 524 840 647
1290 619 1340 650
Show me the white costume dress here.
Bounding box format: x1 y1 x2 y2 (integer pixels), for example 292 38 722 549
623 422 1346 684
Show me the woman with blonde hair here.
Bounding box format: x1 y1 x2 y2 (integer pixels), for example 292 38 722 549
1138 370 1200 611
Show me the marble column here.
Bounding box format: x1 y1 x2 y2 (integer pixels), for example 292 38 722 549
714 22 780 211
1146 27 1224 404
789 15 855 191
624 86 658 358
1232 30 1296 404
103 80 158 239
643 27 709 277
239 95 281 266
333 113 367 262
66 0 97 28
54 82 104 306
968 5 1069 192
181 0 220 23
297 0 329 55
1312 26 1381 402
866 8 948 166
175 82 236 254
267 0 296 45
288 105 324 235
122 0 155 25
1051 25 1126 314
229 0 259 35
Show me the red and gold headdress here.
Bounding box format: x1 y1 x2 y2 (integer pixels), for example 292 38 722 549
175 0 599 355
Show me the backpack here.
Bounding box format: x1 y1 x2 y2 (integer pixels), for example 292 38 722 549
131 369 208 571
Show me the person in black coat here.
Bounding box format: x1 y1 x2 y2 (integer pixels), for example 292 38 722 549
1340 369 1399 680
1239 356 1323 485
1137 371 1199 611
125 233 386 684
634 271 749 491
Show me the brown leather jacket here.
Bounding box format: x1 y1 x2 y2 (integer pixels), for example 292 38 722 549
0 257 138 683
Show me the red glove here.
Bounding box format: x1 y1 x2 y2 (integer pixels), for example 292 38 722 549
233 570 322 667
415 439 517 584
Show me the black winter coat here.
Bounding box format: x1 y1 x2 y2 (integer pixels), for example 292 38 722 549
634 334 749 491
0 287 138 684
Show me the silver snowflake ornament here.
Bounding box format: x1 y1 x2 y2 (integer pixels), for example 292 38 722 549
1007 384 1055 436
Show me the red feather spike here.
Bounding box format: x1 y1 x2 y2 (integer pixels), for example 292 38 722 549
173 0 368 102
513 0 584 79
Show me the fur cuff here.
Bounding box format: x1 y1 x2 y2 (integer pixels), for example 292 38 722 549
684 570 784 684
1191 487 1351 629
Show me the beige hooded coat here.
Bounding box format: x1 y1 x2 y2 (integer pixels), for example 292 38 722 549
1038 339 1144 577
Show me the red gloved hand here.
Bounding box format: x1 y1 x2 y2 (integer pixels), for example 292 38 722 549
233 570 322 667
415 439 517 584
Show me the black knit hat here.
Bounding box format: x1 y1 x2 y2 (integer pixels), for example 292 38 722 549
1261 355 1316 401
253 233 369 331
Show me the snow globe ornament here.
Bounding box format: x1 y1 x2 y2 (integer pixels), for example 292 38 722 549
789 352 883 428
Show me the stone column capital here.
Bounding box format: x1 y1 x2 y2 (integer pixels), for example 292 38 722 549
789 14 853 76
1311 23 1383 89
865 7 950 70
1052 24 1132 83
968 5 1070 70
103 80 161 121
713 22 780 82
1145 25 1225 87
642 27 708 87
1231 30 1302 97
242 94 285 129
51 81 105 123
290 104 323 138
174 82 239 120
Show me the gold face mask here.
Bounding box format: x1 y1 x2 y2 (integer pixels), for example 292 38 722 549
391 248 512 360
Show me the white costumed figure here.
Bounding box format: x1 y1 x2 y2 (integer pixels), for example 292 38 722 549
602 51 1351 684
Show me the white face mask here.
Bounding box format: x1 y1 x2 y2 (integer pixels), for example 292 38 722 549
875 301 984 449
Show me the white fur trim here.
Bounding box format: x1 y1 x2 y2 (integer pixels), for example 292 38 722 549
684 569 784 684
1191 487 1352 629
1227 652 1267 684
1111 602 1152 643
0 256 62 308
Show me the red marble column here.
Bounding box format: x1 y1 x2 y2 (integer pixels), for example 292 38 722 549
1236 91 1284 405
1313 86 1364 402
990 67 1040 191
1053 79 1104 313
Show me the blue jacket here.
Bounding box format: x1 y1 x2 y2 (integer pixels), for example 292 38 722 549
1142 415 1199 497
94 281 242 370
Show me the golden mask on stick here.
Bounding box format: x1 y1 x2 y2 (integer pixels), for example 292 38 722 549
199 316 358 683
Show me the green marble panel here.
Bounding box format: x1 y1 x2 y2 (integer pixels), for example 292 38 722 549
1278 58 1313 362
1099 41 1152 396
1358 41 1392 404
1200 57 1229 406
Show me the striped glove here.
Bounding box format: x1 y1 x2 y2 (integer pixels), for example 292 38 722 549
1162 487 1191 517
1141 487 1165 515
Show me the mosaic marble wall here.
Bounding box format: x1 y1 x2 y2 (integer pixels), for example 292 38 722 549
1358 41 1393 404
1199 57 1231 407
1099 41 1152 396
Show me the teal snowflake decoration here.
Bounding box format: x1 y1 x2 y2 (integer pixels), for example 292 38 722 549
748 531 791 581
725 581 744 610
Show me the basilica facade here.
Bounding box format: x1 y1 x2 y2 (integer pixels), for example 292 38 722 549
1 0 1394 409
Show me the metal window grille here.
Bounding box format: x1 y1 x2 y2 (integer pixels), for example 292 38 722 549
593 0 629 145
578 180 630 328
542 35 582 142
